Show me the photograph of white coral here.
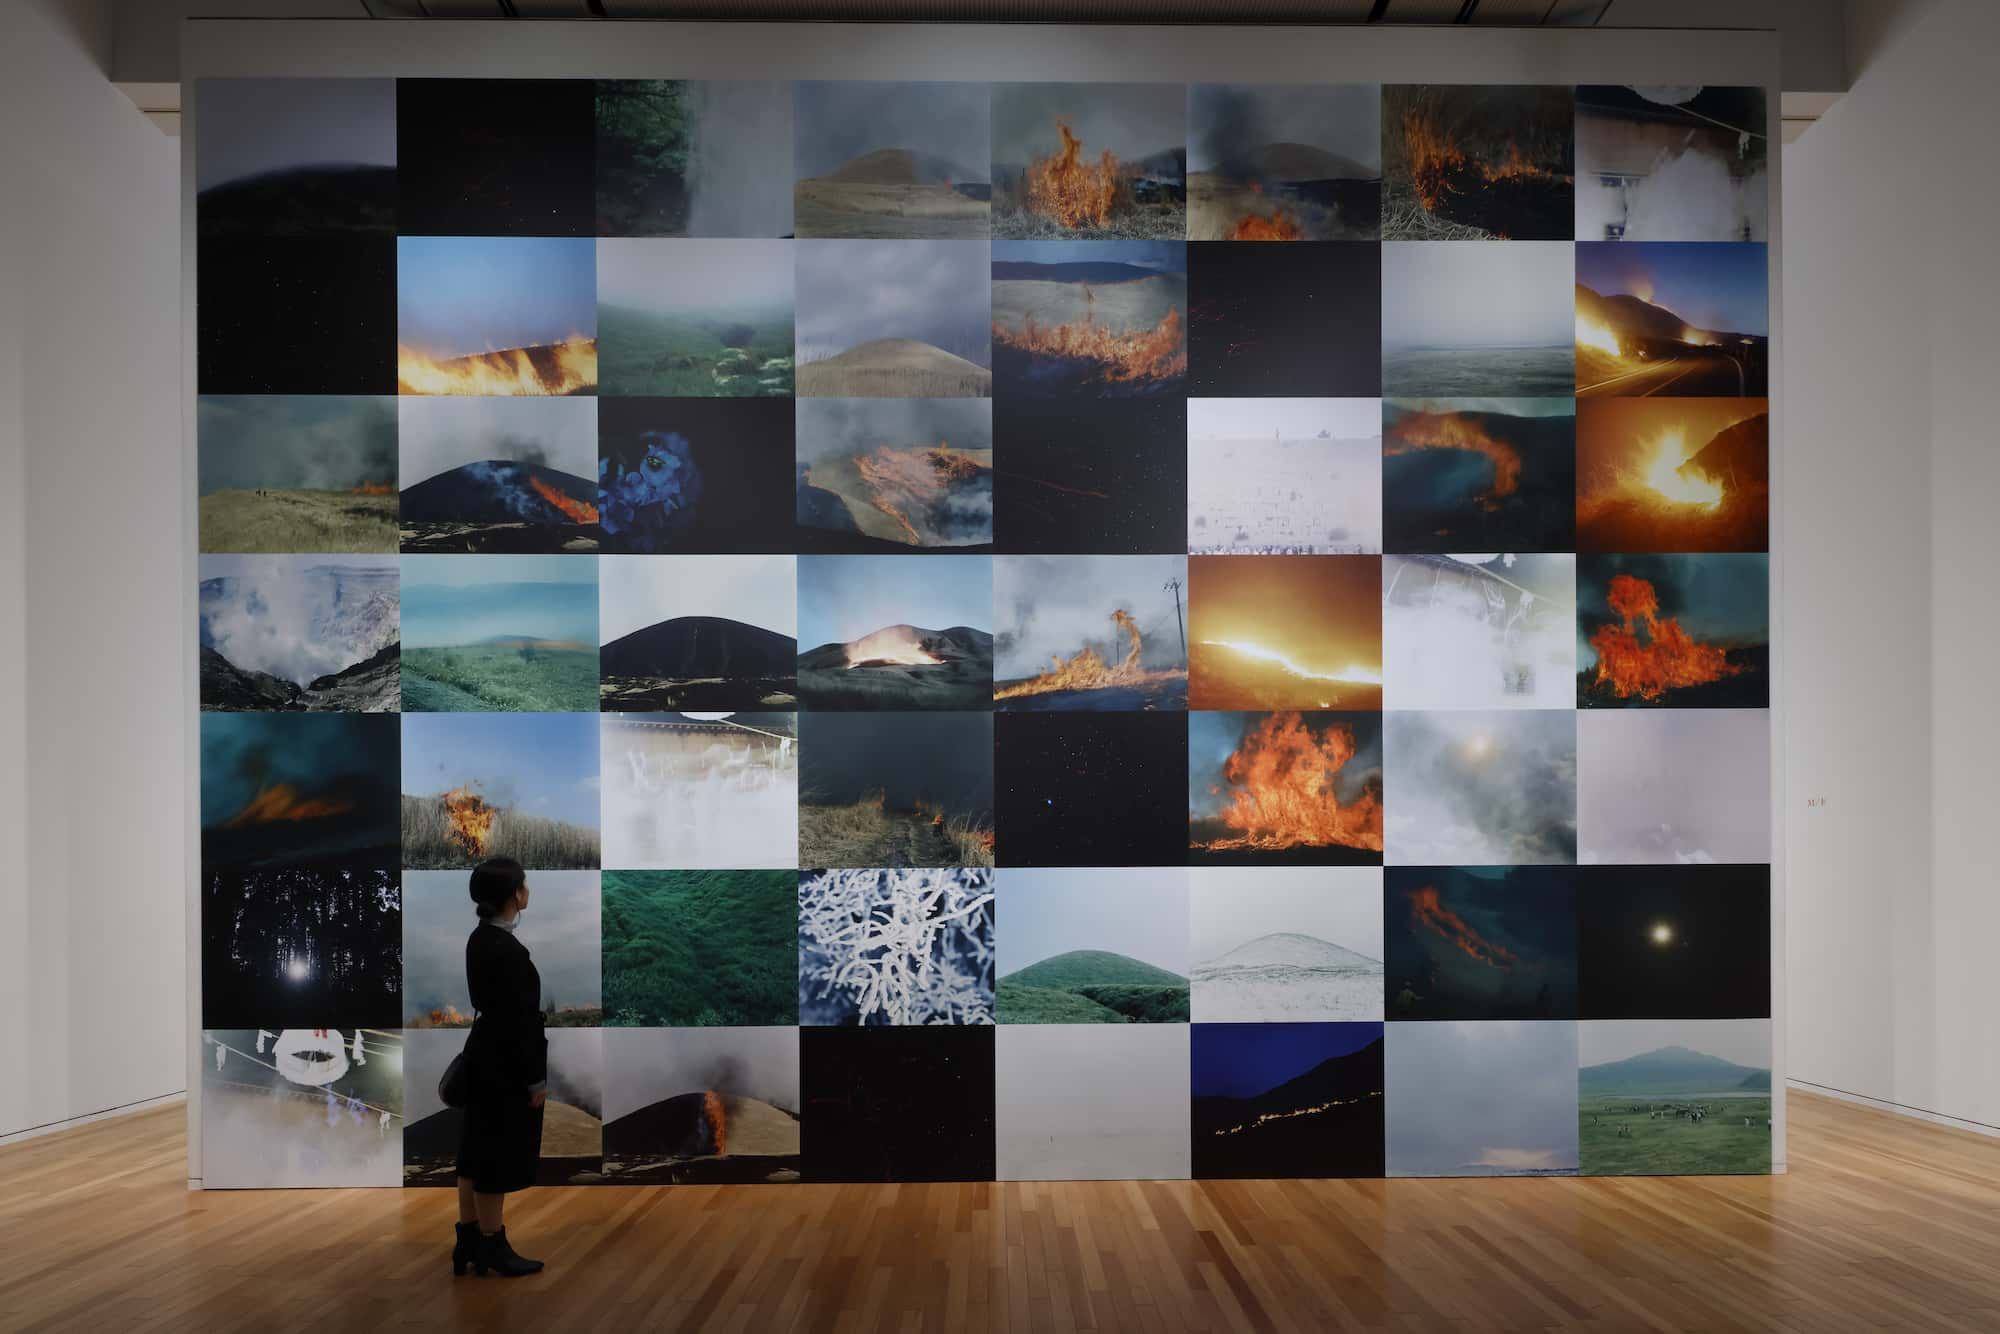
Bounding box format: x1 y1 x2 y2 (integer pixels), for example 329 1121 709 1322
798 867 996 1026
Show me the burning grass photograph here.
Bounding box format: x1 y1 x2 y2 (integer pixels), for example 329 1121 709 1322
991 82 1185 241
993 554 1187 712
1381 85 1573 241
198 234 396 395
602 1026 801 1184
595 239 793 397
403 868 601 1029
1188 82 1381 242
1381 554 1577 711
598 554 796 713
200 1028 403 1188
396 78 596 237
990 240 1187 398
1575 86 1769 243
1576 398 1769 552
1381 398 1576 552
795 239 992 398
796 398 994 551
398 397 600 554
1190 1021 1384 1179
1576 553 1769 709
796 554 994 711
995 867 1190 1024
598 398 793 554
404 1028 605 1187
1186 398 1382 556
1576 242 1770 398
596 79 793 238
1383 710 1577 867
199 555 400 713
399 555 597 713
1578 1018 1772 1176
199 396 399 553
1188 711 1384 867
799 712 994 869
1575 864 1771 1021
601 870 799 1027
993 398 1187 554
396 236 597 397
798 867 995 1026
196 78 394 236
1578 709 1771 867
1381 240 1574 397
793 81 991 239
1381 865 1577 1021
600 713 797 870
399 711 601 870
1385 1021 1579 1177
802 1026 996 1182
1187 555 1382 711
996 1025 1190 1180
994 712 1187 868
1187 241 1382 397
1191 866 1384 1023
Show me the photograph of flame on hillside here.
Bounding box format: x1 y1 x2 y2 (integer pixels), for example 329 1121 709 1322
598 554 796 711
995 712 1188 867
800 713 993 869
1188 82 1382 242
595 80 793 238
991 240 1187 399
398 398 599 554
993 398 1187 554
197 78 395 238
601 871 799 1028
1187 398 1382 556
1576 86 1768 243
795 240 993 398
1187 556 1382 711
1381 399 1576 553
396 78 596 237
1381 866 1577 1021
200 713 402 1028
1381 85 1573 241
991 82 1186 241
993 554 1187 712
1188 241 1382 397
400 712 601 869
1382 554 1576 712
400 555 596 713
198 234 396 395
602 1026 802 1184
595 239 793 397
199 555 400 713
404 1028 606 1187
796 554 994 711
796 398 994 551
200 1029 404 1189
1384 709 1577 867
996 867 1190 1024
1190 1022 1385 1179
396 237 597 397
199 397 398 554
600 713 797 870
1188 711 1384 867
1385 1020 1579 1178
1576 553 1768 709
1576 399 1768 552
1576 242 1769 398
793 81 991 239
599 398 793 555
403 869 601 1029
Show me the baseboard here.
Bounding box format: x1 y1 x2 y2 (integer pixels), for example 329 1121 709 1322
1788 1078 2000 1139
0 1090 187 1147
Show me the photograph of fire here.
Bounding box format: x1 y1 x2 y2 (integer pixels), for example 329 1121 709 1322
403 1028 606 1187
1187 397 1383 556
1381 398 1576 552
396 78 596 237
399 711 602 870
201 1028 404 1189
597 554 796 711
796 554 994 711
1189 710 1384 866
793 81 991 239
795 398 994 551
1188 241 1382 397
1381 865 1578 1021
1576 398 1770 552
1576 242 1769 397
991 82 1186 241
398 397 600 554
799 712 995 868
991 240 1187 398
995 867 1191 1024
601 1027 802 1184
995 712 1188 867
1381 85 1574 241
396 236 598 397
1188 82 1382 241
1190 1022 1385 1179
404 868 601 1029
198 396 399 554
993 554 1187 711
594 239 794 397
595 80 794 238
198 555 400 713
795 239 993 398
598 398 793 555
1382 241 1575 398
1381 553 1576 711
1576 553 1769 709
992 398 1187 554
1575 86 1769 243
399 555 598 713
1384 709 1578 866
599 713 797 870
1188 555 1382 711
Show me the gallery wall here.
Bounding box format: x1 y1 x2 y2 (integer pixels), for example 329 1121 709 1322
183 21 1782 1185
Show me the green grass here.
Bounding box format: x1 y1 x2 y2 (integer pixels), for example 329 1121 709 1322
401 644 598 713
997 950 1190 1024
598 304 793 397
997 982 1128 1023
602 870 799 1027
199 489 398 554
1578 1095 1772 1176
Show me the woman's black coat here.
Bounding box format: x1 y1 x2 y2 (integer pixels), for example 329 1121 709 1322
454 920 547 1193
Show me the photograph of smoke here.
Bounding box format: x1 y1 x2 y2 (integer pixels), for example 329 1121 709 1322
793 81 991 240
198 396 400 554
991 241 1187 398
993 554 1187 711
1188 83 1381 242
1576 554 1769 709
1574 86 1768 243
399 712 602 870
795 398 994 551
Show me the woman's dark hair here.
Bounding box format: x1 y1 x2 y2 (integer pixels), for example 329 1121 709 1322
469 858 526 919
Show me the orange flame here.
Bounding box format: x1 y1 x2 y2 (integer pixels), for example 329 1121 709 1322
397 337 597 397
442 787 497 859
350 480 394 497
426 1004 471 1026
1193 711 1384 854
1403 110 1570 213
995 608 1187 701
223 783 354 829
702 1089 727 1156
1227 211 1305 241
1024 121 1126 229
852 441 985 547
1384 411 1521 512
1589 574 1744 701
993 301 1186 385
1405 886 1521 970
845 626 945 669
528 474 601 526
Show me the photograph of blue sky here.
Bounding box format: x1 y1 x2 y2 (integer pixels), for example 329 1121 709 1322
400 555 598 648
796 554 992 647
399 712 601 829
1575 242 1768 335
398 236 597 360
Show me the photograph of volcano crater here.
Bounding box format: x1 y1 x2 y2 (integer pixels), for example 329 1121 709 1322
397 397 601 555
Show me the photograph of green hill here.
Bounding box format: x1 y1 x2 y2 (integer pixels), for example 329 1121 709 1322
601 870 800 1028
996 867 1189 1023
596 239 793 397
400 555 597 712
1578 1019 1771 1176
198 396 399 553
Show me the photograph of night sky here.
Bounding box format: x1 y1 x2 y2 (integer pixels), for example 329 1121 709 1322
1576 865 1771 1020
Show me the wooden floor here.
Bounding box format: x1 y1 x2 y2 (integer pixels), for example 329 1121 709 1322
2 1092 1996 1333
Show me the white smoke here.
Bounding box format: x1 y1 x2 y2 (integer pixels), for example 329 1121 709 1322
200 557 399 685
687 82 795 238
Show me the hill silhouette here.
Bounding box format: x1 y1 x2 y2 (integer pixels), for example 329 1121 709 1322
819 147 980 187
601 616 795 681
1579 1045 1768 1095
1223 142 1377 183
1003 949 1185 991
1191 1036 1385 1177
991 260 1168 285
1201 932 1378 973
399 459 598 526
798 339 992 398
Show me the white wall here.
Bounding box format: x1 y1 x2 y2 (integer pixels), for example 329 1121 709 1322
0 0 186 1139
1783 0 2000 1134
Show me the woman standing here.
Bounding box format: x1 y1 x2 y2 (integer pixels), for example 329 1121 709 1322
452 857 548 1278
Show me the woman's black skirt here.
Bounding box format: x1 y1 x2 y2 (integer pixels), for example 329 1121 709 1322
455 1092 545 1194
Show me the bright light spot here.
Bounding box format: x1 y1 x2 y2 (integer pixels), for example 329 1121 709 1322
680 712 735 721
1199 640 1381 686
1643 429 1723 510
285 959 309 982
1650 922 1674 946
1576 313 1623 357
1466 734 1492 759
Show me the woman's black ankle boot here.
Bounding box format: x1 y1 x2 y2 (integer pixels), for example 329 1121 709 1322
452 1222 480 1276
473 1227 545 1278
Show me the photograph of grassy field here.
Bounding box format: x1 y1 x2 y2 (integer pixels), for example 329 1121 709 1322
400 713 601 869
400 556 598 712
793 82 990 239
602 870 799 1028
796 240 992 398
996 867 1189 1023
1578 1019 1772 1175
597 239 793 396
991 82 1185 241
199 396 399 553
1188 82 1381 241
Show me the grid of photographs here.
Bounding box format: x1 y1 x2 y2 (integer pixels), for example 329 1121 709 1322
195 77 1773 1187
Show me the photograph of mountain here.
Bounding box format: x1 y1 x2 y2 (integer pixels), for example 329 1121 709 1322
1576 398 1769 552
800 712 994 868
1576 243 1769 397
995 712 1187 868
196 78 395 236
1188 82 1381 241
991 82 1185 241
1191 1022 1384 1178
396 78 595 237
1576 864 1771 1020
397 236 598 397
996 867 1189 1023
596 80 793 238
799 868 994 1026
403 868 602 1029
598 398 792 554
991 241 1186 398
399 556 596 712
1382 85 1573 241
198 234 395 396
400 712 601 870
1382 865 1577 1020
601 1026 802 1184
1381 398 1576 552
404 1028 605 1187
199 555 399 712
600 713 797 870
598 554 796 710
796 554 993 710
796 240 992 397
1384 710 1577 866
993 398 1186 554
993 554 1187 711
1386 1021 1579 1177
796 398 994 551
1576 553 1769 709
596 239 793 396
1188 242 1381 397
1578 1018 1771 1175
199 396 399 554
1578 710 1771 866
1190 866 1383 1021
602 870 799 1028
1381 554 1576 711
1383 241 1574 397
201 1028 402 1188
801 1027 996 1182
1576 86 1768 243
996 1026 1190 1180
794 81 990 239
1187 398 1382 556
1188 711 1384 866
397 397 600 554
1189 556 1382 711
